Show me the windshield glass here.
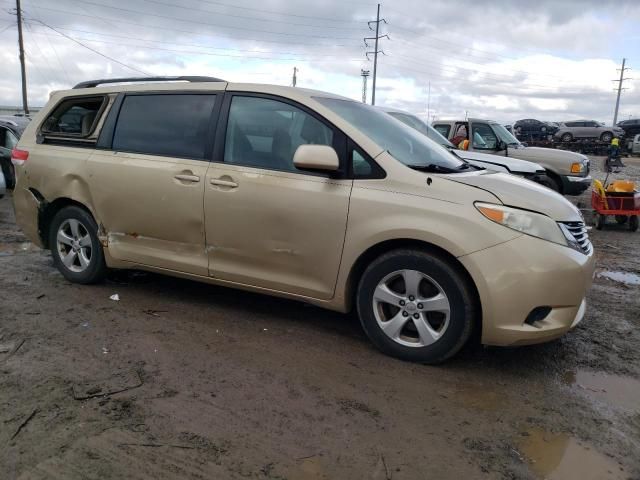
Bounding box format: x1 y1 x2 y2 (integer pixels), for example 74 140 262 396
492 123 521 146
387 112 456 148
315 97 464 170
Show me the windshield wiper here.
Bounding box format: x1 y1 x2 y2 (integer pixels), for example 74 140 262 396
407 164 463 173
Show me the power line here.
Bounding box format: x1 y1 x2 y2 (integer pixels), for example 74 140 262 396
65 0 364 41
28 28 363 63
32 19 151 76
25 23 362 58
22 4 359 48
194 0 363 24
139 0 366 31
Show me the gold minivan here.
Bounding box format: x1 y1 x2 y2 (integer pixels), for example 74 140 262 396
11 77 595 363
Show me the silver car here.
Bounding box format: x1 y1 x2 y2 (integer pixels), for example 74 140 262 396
554 120 625 143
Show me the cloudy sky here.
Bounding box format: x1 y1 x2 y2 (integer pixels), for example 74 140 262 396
0 0 638 124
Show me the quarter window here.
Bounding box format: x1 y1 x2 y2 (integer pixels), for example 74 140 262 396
41 96 105 137
224 96 333 173
0 127 18 150
113 94 217 159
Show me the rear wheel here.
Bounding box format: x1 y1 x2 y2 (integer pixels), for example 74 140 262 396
356 249 476 364
49 206 107 284
630 216 639 232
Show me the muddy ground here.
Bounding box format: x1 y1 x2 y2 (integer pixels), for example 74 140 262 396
1 156 639 480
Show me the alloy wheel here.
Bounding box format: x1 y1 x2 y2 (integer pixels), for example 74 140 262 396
372 269 451 347
56 219 93 273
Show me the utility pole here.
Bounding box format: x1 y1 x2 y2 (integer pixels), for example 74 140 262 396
364 3 387 106
612 58 631 125
360 69 370 103
16 0 29 114
292 66 298 87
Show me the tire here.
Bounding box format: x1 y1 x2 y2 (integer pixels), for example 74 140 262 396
595 213 606 230
356 249 477 364
600 132 613 143
630 216 639 232
48 206 107 284
560 133 573 142
545 174 563 194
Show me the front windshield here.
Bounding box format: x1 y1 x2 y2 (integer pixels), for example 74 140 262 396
315 97 464 170
387 112 456 149
492 123 521 146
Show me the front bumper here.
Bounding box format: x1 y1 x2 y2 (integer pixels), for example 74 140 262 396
459 234 595 346
561 174 591 195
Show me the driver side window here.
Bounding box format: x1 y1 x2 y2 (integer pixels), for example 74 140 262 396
471 123 497 150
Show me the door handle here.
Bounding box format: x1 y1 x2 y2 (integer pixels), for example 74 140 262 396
210 178 238 188
174 174 200 183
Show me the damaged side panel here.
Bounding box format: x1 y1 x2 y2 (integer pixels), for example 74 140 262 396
88 150 209 276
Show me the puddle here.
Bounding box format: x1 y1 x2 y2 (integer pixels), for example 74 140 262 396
562 370 640 413
0 242 39 256
518 428 626 480
596 270 640 286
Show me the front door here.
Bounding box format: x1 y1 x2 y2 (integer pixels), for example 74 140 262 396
204 94 352 300
88 92 220 276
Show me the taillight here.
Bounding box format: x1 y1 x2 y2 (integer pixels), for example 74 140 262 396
11 148 29 166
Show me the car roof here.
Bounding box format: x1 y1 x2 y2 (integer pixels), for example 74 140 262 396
0 115 30 134
52 81 352 103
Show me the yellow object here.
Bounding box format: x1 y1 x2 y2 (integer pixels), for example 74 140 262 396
570 162 583 173
611 138 620 147
606 180 635 193
593 179 608 209
458 139 469 150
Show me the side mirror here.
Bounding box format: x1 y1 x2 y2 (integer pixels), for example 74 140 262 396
293 145 339 172
496 140 507 151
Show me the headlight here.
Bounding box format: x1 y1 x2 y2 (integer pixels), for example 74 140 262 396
475 203 567 246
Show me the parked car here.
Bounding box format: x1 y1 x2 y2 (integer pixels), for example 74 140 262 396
432 119 591 195
632 134 640 155
617 119 640 149
513 119 559 140
381 108 552 187
554 120 624 143
12 76 595 363
0 115 30 190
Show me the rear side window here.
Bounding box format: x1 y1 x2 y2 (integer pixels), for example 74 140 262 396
113 94 217 159
433 124 450 138
41 96 105 137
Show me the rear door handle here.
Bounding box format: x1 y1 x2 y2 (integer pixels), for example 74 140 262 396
174 174 200 183
210 178 238 188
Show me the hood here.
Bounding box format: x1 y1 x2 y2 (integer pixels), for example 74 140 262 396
457 150 543 174
506 145 587 164
449 171 583 222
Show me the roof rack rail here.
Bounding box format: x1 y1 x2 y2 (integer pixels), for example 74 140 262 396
73 76 226 89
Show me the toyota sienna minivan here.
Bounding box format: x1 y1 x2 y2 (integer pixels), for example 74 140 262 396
11 77 595 363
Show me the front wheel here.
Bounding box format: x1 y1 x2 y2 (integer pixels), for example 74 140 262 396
560 133 573 142
49 206 107 284
595 213 606 230
356 250 477 364
600 132 613 143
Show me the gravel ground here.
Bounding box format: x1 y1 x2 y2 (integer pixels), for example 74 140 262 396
1 156 639 480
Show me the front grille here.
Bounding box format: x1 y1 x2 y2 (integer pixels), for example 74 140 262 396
561 221 593 255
